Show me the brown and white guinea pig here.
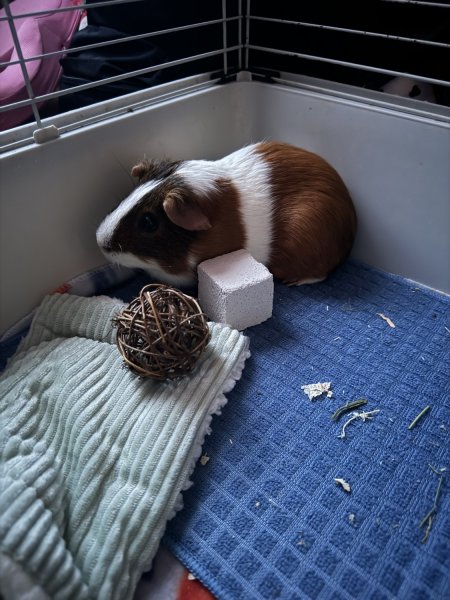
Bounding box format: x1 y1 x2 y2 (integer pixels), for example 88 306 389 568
96 141 357 287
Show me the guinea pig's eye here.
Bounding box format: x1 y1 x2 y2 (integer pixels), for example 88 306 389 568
137 213 158 233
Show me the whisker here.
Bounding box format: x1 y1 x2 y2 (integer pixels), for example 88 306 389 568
113 154 135 185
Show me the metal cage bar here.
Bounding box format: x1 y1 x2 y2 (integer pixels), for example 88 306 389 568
249 15 450 50
0 46 241 115
380 0 450 7
248 43 450 88
0 0 144 21
0 17 241 70
1 0 43 127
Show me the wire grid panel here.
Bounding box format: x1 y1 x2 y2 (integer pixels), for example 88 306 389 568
1 0 449 143
0 0 243 139
246 0 450 106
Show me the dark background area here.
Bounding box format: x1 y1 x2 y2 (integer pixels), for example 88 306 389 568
56 0 450 110
249 0 450 106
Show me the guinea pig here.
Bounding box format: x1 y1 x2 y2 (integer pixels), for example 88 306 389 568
96 141 357 287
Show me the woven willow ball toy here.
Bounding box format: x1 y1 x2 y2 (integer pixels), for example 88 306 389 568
114 284 211 380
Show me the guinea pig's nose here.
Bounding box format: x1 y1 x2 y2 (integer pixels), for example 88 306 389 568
97 228 111 250
101 242 114 253
97 233 113 251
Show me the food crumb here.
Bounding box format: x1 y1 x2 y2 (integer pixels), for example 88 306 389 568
335 478 351 493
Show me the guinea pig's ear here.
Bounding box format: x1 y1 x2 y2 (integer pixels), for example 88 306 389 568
163 192 211 231
131 160 150 180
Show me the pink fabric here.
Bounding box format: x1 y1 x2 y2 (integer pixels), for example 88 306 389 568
1 20 43 99
0 0 82 130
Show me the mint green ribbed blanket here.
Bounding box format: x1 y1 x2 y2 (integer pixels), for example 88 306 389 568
0 293 250 600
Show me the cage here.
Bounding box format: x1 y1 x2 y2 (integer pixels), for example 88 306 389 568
0 1 449 599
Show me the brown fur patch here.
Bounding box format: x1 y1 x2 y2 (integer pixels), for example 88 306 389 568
131 159 181 182
189 178 246 265
256 142 357 283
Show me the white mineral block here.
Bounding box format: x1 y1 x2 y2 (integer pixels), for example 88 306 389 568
198 249 274 330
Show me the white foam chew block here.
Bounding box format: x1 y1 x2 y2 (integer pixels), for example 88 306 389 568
198 249 274 330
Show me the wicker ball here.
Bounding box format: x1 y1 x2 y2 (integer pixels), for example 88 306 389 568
114 284 210 380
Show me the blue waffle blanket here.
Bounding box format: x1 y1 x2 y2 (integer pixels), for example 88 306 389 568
162 261 450 600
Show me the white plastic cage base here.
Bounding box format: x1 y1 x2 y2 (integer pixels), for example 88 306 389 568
0 75 449 334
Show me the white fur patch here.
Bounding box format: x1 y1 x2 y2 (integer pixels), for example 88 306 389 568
103 251 195 287
96 179 162 246
141 259 196 287
178 145 273 265
176 160 220 197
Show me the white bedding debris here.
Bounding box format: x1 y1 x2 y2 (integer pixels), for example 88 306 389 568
335 478 351 493
377 313 396 328
200 454 210 466
301 382 333 400
338 409 381 439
